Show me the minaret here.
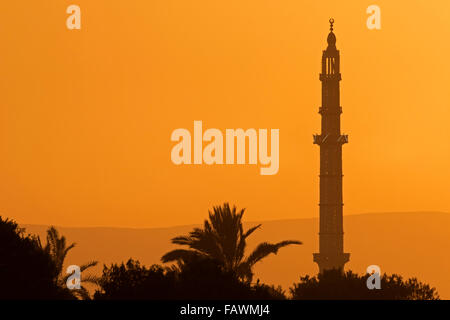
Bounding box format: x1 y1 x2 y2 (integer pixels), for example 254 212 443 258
313 19 350 273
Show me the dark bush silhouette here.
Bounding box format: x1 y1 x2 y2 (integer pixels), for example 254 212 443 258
290 269 439 300
0 215 441 301
174 256 285 300
94 259 177 299
0 217 73 299
94 256 285 300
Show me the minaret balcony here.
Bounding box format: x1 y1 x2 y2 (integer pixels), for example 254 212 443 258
314 134 348 145
319 106 342 114
319 73 342 81
313 134 323 145
338 134 348 144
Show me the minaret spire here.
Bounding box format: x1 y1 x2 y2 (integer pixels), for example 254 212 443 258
313 20 350 273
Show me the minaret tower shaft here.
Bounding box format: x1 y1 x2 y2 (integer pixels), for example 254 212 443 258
313 19 350 273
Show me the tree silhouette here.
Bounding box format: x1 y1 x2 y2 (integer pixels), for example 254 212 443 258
161 203 302 282
94 259 177 299
290 269 439 300
43 226 98 299
174 255 286 299
0 217 73 299
94 256 285 300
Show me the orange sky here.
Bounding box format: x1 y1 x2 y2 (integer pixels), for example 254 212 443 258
0 1 449 228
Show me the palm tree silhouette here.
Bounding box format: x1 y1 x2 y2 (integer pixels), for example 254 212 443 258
43 227 98 299
161 203 302 282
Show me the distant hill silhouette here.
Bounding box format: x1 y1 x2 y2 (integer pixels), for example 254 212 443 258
22 212 450 298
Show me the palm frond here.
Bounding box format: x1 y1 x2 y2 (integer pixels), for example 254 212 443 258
81 274 100 285
161 248 205 263
243 224 261 239
245 240 302 268
79 260 98 272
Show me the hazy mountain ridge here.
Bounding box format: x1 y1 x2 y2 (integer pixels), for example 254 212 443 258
22 212 450 298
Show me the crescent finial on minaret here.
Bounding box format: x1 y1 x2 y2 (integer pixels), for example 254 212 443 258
327 18 336 48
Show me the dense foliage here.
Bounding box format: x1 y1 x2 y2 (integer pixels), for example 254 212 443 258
290 269 439 300
94 257 285 300
0 217 73 299
0 207 441 300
